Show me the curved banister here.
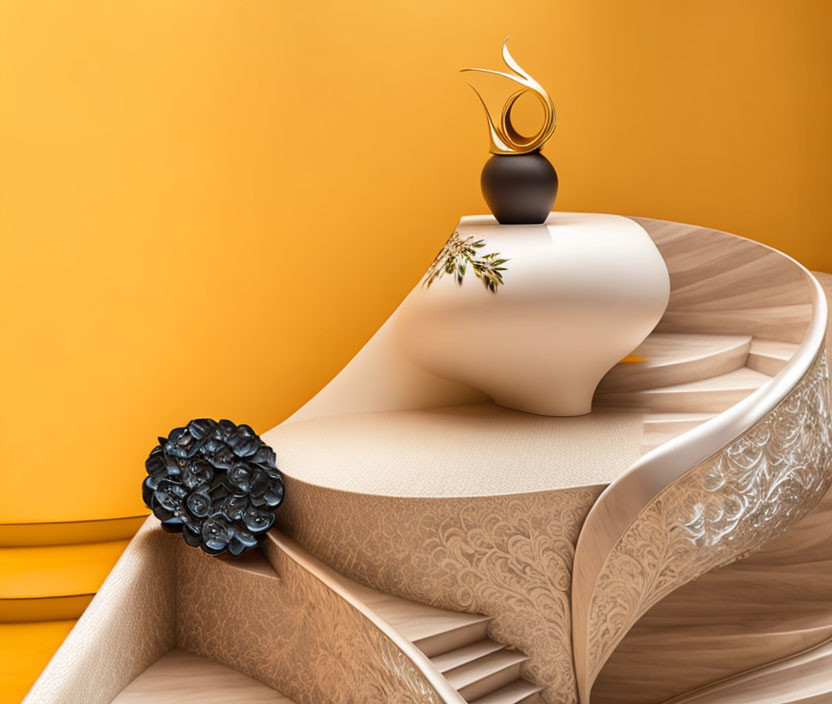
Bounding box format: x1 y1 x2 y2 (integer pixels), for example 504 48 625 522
571 221 830 703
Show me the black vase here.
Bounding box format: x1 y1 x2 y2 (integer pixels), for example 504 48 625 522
480 151 558 225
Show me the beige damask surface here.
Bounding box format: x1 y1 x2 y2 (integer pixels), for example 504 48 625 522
583 350 832 689
281 482 604 704
176 539 447 704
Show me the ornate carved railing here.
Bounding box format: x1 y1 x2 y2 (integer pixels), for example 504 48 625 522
571 220 832 703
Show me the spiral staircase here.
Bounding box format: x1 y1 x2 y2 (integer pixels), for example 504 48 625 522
22 217 832 704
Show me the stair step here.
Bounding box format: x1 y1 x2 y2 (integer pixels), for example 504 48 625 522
592 489 832 704
445 650 528 702
747 339 797 376
469 679 543 704
596 367 772 413
661 638 832 704
431 639 505 673
409 613 492 658
641 413 716 453
598 333 752 392
643 412 716 431
112 648 295 703
300 557 492 656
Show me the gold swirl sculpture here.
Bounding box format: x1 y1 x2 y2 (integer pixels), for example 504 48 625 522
462 37 556 155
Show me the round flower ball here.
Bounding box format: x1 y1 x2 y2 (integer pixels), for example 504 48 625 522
142 419 284 556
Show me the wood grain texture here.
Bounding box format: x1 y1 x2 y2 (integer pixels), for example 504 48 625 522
112 649 295 703
596 366 772 412
581 350 832 701
664 638 832 704
592 485 832 703
471 681 546 704
748 339 798 376
637 218 813 343
590 272 832 704
597 334 751 393
592 266 832 704
572 219 827 704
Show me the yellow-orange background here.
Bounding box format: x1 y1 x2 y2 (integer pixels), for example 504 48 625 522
2 0 831 524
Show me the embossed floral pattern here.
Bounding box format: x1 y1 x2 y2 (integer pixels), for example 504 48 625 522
584 351 832 686
177 540 446 703
280 484 603 704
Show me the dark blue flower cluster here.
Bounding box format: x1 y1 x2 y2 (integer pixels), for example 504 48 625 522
143 419 284 556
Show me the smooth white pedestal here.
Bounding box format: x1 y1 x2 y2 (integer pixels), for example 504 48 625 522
395 212 670 416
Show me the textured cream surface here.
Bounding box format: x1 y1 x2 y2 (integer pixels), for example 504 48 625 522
266 403 643 496
112 648 294 703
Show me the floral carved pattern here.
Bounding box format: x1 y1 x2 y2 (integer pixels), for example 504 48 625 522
280 485 603 704
177 542 447 704
584 350 832 687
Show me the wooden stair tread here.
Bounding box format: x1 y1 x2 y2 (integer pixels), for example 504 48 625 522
622 366 770 394
349 582 492 644
666 638 832 704
112 648 294 703
593 490 832 704
469 679 543 704
748 339 799 376
597 367 772 413
641 413 717 451
748 339 798 360
444 649 527 690
642 413 716 446
430 639 505 673
599 333 752 392
643 412 716 425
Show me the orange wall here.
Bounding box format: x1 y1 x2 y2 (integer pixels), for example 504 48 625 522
2 0 831 522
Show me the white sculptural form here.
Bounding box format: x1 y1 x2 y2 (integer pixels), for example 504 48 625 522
395 212 671 416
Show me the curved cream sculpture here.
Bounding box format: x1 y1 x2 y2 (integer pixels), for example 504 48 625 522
396 213 670 416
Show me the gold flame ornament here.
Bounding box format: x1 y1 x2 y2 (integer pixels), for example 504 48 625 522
462 37 556 155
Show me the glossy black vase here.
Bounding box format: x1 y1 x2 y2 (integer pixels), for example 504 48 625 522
481 151 558 225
